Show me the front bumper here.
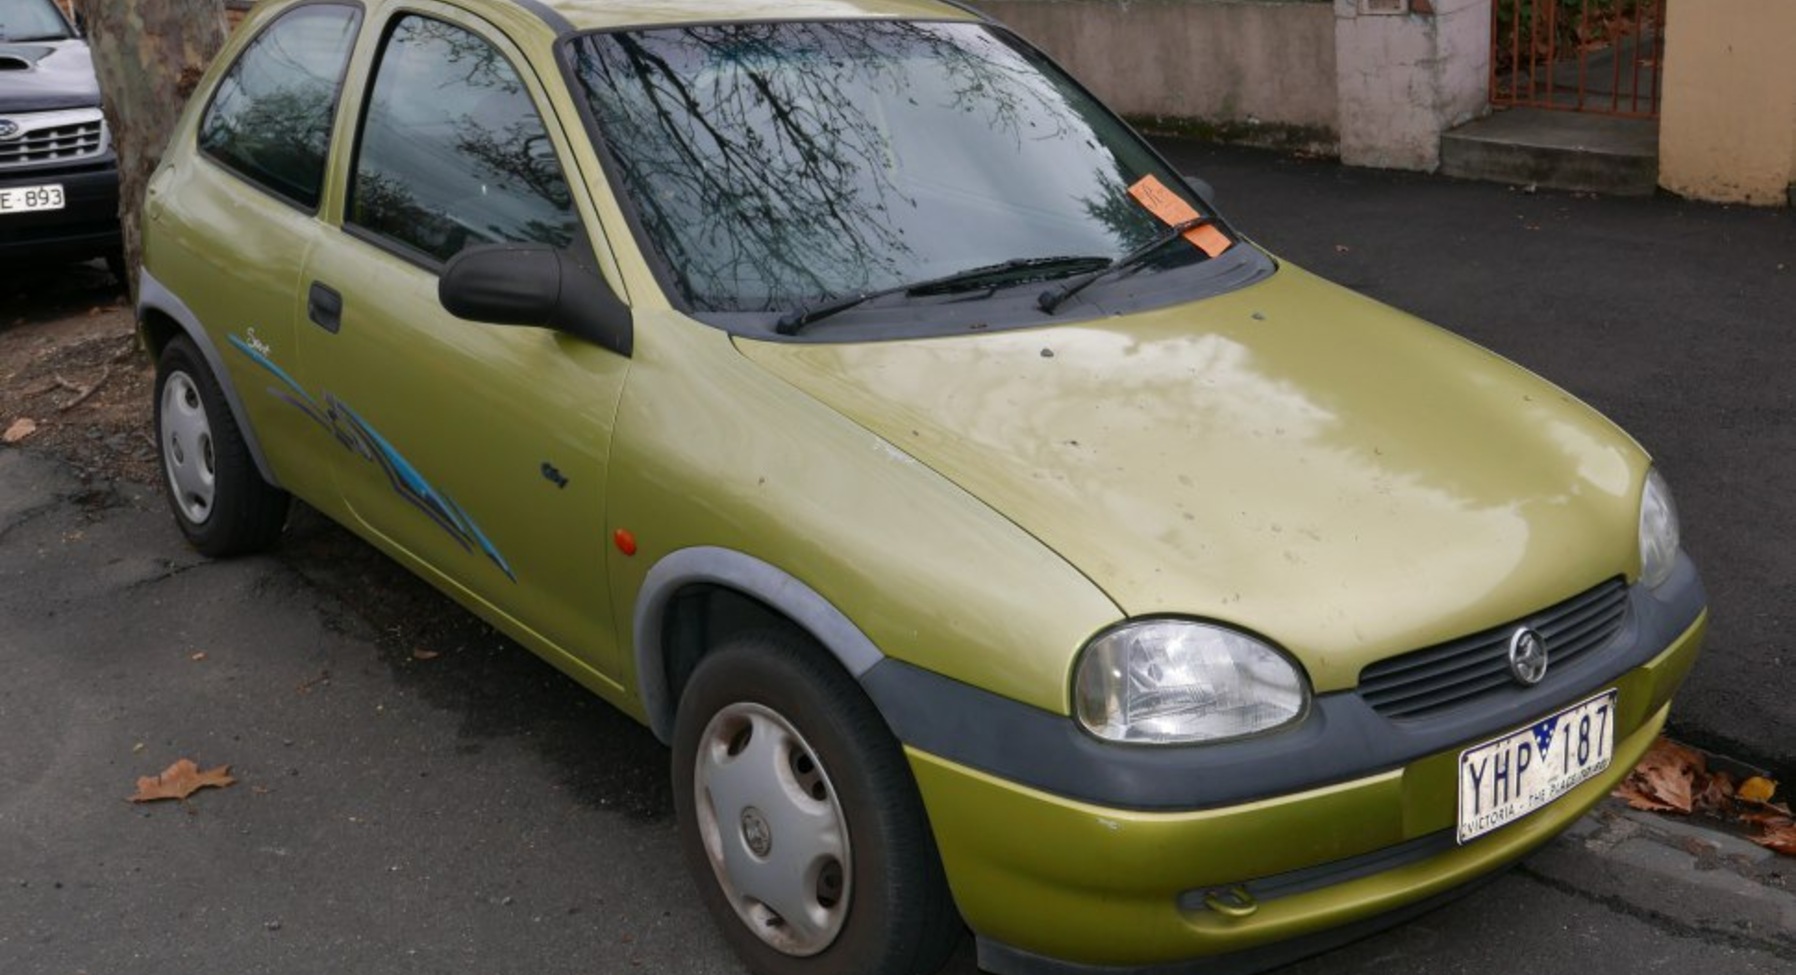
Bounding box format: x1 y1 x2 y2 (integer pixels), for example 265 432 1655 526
0 162 121 263
895 572 1707 972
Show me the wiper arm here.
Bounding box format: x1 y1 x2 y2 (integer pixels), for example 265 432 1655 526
776 255 1110 336
1037 216 1218 315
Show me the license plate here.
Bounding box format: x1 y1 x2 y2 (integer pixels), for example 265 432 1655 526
0 183 65 214
1457 688 1617 844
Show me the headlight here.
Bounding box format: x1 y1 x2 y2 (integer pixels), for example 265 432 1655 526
1074 620 1308 744
1638 468 1681 588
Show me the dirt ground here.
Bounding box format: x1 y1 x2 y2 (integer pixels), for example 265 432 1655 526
0 261 156 485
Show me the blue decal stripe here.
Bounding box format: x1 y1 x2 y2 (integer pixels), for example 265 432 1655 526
332 400 435 502
229 335 331 430
443 492 518 581
227 333 516 583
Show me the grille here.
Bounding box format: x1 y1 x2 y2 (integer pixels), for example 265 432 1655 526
1358 578 1629 719
0 117 105 169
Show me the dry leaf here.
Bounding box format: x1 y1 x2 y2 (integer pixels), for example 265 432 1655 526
1749 822 1796 856
1613 736 1705 814
1738 808 1795 829
1694 768 1736 815
3 418 38 444
1739 776 1778 804
129 758 236 803
190 652 207 662
411 648 440 661
1738 794 1795 819
1614 778 1684 813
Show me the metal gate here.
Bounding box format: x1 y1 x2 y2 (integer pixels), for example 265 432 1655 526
1490 0 1667 118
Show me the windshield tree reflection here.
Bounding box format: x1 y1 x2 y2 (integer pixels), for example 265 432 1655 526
572 21 1206 314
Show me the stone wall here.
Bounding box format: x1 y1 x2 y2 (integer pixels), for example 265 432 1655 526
1658 0 1796 206
1333 0 1488 171
972 1 1495 170
972 0 1339 151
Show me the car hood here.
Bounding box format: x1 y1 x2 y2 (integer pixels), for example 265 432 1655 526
734 262 1647 691
0 40 101 113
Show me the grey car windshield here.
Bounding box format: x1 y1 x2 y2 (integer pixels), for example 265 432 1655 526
571 20 1225 316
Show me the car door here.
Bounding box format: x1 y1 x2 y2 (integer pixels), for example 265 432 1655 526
293 7 632 683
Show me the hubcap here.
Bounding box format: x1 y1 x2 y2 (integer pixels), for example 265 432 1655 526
159 372 216 524
693 702 851 957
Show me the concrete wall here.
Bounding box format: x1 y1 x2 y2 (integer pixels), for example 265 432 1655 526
1334 0 1489 170
1658 0 1796 206
973 0 1338 148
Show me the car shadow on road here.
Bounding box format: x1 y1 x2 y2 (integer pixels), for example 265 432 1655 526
274 501 675 822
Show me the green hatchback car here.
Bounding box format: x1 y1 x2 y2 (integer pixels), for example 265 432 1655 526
139 1 1708 973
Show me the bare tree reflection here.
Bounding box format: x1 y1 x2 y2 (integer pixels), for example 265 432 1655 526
348 15 577 262
201 86 335 201
399 16 520 94
573 21 1146 313
198 8 360 207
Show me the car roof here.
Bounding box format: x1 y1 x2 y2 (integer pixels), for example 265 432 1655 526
529 0 978 33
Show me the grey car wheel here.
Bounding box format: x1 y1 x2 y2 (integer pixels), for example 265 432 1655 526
153 336 289 557
672 630 961 975
159 369 217 524
692 700 854 956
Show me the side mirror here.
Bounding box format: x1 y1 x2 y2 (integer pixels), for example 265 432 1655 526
1183 174 1217 206
439 244 632 357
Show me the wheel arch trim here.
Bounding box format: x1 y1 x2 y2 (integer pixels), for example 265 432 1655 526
632 546 886 743
137 269 282 488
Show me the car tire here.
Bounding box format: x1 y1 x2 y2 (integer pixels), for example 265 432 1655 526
672 630 961 975
153 335 289 557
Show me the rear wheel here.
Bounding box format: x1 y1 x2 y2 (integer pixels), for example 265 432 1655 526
153 335 289 556
672 630 960 975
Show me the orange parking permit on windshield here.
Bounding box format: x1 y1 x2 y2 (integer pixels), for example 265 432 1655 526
1129 175 1231 258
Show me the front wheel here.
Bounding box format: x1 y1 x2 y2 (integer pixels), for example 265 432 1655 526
672 631 960 975
153 335 289 556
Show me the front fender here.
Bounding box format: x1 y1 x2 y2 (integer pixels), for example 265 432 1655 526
632 545 888 743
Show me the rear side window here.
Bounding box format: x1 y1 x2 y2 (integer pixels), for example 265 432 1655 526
198 4 363 209
347 15 579 266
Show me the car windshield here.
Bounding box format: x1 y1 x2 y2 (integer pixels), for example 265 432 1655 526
570 20 1223 315
0 0 73 42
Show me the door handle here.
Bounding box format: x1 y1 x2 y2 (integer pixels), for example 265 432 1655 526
308 282 343 334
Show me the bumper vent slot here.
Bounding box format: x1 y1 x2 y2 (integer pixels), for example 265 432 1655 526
1358 578 1629 719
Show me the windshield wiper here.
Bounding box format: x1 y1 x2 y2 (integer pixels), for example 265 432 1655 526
775 255 1111 335
1036 216 1219 315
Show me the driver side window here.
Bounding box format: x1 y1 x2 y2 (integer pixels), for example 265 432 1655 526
347 15 580 267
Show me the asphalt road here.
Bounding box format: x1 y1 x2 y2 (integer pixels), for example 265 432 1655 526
3 142 1795 974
